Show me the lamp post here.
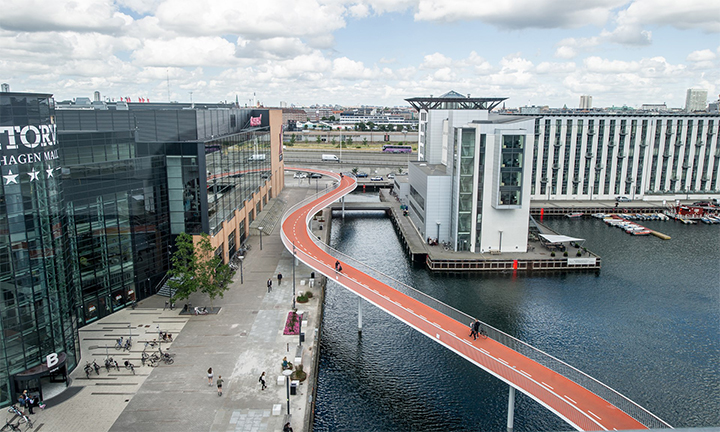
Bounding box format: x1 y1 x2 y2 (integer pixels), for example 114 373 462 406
436 221 440 242
292 243 296 310
282 369 293 415
239 256 244 284
258 226 263 251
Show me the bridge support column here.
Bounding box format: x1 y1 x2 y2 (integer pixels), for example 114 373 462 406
507 386 515 432
357 298 363 334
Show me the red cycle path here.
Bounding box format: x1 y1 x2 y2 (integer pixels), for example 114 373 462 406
281 168 647 431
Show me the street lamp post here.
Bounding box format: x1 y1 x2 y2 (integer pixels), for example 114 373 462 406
258 227 263 251
282 369 293 415
239 256 244 284
292 243 296 310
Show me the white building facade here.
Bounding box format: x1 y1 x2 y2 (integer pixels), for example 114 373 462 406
685 89 708 112
406 92 535 254
527 114 720 201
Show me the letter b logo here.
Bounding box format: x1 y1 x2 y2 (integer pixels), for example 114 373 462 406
46 353 58 368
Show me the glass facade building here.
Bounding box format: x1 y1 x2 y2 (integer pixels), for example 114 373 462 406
0 93 79 406
0 92 283 406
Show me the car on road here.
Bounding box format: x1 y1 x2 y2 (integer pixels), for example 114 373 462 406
387 173 395 179
309 173 323 179
370 176 384 181
355 172 369 178
293 172 307 179
615 196 631 202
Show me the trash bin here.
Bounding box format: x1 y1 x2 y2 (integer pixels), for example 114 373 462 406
300 332 305 343
290 381 298 395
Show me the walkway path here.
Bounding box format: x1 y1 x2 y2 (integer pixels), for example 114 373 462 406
18 174 327 432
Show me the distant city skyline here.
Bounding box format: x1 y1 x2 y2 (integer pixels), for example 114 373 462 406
1 0 718 109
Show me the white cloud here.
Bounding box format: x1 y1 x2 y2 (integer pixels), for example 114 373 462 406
618 0 720 33
131 37 237 67
236 37 311 60
420 52 453 69
414 0 626 29
687 49 716 62
554 46 577 59
0 0 129 34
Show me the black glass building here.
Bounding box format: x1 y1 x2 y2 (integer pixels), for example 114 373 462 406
0 92 284 406
0 93 79 406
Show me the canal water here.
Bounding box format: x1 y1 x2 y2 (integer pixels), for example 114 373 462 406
313 198 720 431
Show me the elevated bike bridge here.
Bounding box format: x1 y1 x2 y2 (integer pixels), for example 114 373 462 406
280 167 671 431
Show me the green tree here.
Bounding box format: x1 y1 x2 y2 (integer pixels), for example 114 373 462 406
168 233 232 310
362 137 368 146
316 135 322 144
367 121 375 131
358 122 367 131
331 137 337 146
351 167 358 175
346 136 353 147
195 234 233 310
167 233 198 302
289 134 296 146
329 115 336 122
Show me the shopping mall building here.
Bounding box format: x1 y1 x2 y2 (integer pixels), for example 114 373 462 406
0 91 284 405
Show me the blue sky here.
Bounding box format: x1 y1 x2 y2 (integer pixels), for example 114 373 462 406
0 0 717 109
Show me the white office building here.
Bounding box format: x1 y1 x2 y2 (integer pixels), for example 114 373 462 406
405 91 536 254
580 95 592 110
685 89 708 112
527 113 720 201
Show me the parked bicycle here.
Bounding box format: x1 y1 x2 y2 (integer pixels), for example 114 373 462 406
5 406 31 430
114 337 124 350
1 418 20 432
123 337 132 351
194 306 208 315
158 348 174 364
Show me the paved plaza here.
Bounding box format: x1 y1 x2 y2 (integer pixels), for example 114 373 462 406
13 178 328 432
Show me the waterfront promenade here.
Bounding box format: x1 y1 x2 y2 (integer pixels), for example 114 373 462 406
18 176 326 432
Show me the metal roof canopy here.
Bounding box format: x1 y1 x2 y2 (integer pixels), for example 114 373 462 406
405 95 507 112
539 234 585 244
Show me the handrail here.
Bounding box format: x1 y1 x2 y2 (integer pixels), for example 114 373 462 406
281 168 672 430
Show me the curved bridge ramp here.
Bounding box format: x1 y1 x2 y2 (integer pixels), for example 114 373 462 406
281 167 671 431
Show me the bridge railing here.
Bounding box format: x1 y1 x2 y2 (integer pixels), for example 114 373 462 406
280 178 672 430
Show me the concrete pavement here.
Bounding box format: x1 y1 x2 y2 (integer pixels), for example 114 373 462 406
23 175 330 432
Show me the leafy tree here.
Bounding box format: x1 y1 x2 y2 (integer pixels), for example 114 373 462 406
331 137 337 146
289 134 296 146
303 124 308 130
167 233 198 302
357 122 367 131
346 136 353 147
362 137 368 146
329 115 336 122
316 136 322 144
351 167 358 175
367 121 375 130
321 116 327 121
168 233 232 310
195 234 233 310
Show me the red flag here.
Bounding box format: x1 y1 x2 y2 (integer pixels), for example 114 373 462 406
250 114 262 127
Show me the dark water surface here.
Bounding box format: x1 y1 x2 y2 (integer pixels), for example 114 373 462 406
313 205 720 431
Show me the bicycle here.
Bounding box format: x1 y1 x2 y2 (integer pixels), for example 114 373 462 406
6 406 31 430
114 337 124 350
1 418 20 432
123 337 132 351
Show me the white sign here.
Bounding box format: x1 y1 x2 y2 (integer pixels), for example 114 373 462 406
46 352 59 369
567 257 597 266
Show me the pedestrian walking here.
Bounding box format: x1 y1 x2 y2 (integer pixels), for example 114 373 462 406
283 422 294 432
259 371 267 390
217 375 223 396
267 278 273 293
277 273 283 285
207 367 214 386
469 320 478 339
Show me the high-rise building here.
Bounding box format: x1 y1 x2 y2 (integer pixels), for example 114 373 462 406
406 91 535 253
685 88 708 112
579 95 592 110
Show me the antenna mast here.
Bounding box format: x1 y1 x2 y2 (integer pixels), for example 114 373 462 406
166 70 171 102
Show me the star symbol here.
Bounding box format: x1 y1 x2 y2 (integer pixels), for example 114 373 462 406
3 170 19 185
28 168 40 182
46 168 54 178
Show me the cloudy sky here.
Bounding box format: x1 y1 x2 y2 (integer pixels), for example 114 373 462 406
1 0 718 109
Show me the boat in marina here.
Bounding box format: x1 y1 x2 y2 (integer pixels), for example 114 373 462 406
566 212 584 218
